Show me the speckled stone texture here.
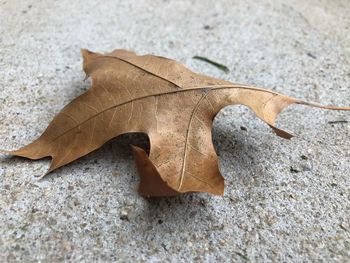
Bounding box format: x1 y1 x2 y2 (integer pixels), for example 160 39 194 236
0 0 349 262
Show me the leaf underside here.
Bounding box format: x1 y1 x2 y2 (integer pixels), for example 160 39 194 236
1 49 349 197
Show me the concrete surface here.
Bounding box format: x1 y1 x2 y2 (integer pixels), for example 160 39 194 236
0 0 349 262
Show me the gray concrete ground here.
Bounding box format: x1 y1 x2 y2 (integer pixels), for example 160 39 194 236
0 0 349 262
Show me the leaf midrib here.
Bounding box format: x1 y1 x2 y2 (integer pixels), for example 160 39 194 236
51 84 279 141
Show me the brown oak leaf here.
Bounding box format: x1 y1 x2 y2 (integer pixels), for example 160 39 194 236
1 49 349 197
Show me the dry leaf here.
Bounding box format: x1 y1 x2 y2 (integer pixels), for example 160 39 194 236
1 49 349 197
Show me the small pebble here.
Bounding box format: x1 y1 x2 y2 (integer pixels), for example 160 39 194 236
120 209 129 221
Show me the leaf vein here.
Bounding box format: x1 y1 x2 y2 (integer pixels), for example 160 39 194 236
178 90 211 191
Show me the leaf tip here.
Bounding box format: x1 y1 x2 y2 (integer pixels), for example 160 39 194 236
39 158 56 179
269 125 294 139
0 149 11 155
80 48 92 57
81 48 101 76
